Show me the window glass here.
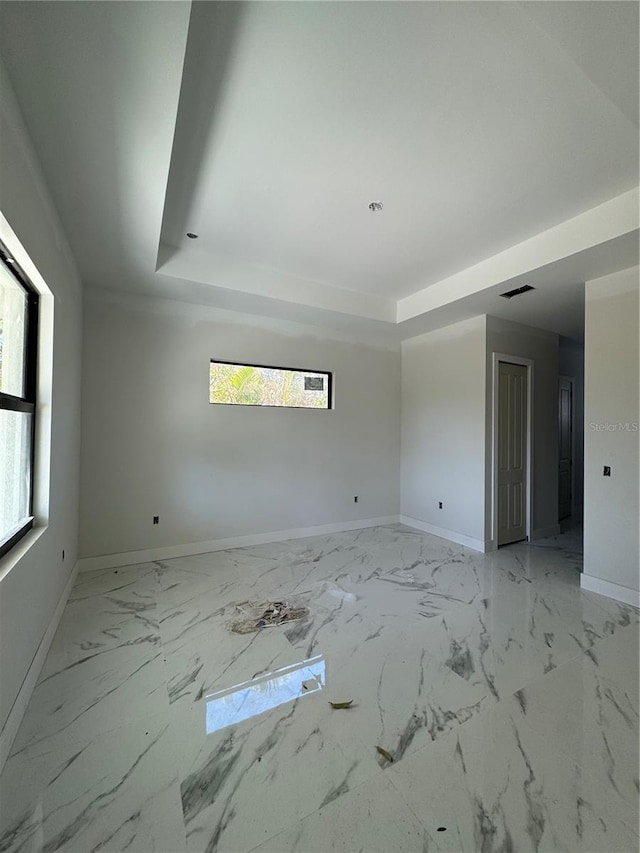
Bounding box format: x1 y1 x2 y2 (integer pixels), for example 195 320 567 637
0 409 32 540
0 264 28 397
209 361 331 409
0 250 38 557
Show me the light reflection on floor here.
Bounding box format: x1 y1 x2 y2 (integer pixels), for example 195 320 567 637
205 655 325 735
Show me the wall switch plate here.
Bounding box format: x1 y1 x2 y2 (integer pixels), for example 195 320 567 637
603 466 611 477
438 501 443 509
153 516 160 524
354 496 358 503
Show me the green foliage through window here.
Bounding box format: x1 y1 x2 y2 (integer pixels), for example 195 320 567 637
209 362 331 409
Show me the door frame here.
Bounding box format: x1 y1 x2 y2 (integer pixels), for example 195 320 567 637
491 353 534 548
558 374 576 519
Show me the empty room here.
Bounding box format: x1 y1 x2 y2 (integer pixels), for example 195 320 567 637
0 2 638 851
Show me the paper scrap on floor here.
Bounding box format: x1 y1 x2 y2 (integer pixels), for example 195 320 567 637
230 599 309 634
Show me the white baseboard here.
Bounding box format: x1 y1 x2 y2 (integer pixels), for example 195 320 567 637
580 573 640 608
530 525 561 541
399 516 486 553
0 560 79 773
77 516 401 573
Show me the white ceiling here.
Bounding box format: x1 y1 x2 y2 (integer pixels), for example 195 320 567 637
0 1 638 343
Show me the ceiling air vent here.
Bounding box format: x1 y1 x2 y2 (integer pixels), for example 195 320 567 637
500 284 535 300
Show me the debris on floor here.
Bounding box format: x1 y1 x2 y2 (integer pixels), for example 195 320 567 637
230 599 309 634
376 746 394 763
328 700 353 709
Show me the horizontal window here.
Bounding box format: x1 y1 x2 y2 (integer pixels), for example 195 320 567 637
209 361 331 409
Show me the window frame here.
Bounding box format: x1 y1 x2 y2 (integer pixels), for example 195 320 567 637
0 242 39 559
209 359 333 410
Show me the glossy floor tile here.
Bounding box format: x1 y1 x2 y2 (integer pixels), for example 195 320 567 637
1 523 638 853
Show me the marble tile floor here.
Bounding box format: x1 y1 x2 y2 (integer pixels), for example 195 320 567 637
1 523 638 853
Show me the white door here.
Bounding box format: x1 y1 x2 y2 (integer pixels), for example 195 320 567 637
497 361 527 546
558 377 572 520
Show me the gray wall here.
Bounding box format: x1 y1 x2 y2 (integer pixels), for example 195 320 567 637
0 62 82 739
79 290 401 558
485 316 559 541
584 267 639 593
401 316 487 546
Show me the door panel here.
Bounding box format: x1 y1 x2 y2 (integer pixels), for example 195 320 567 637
513 481 523 528
558 378 572 520
497 361 527 546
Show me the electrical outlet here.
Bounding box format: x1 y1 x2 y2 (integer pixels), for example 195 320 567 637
354 496 358 503
438 501 443 510
603 466 611 477
153 516 160 524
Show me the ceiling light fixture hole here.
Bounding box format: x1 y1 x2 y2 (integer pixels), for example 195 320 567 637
186 232 199 239
368 201 384 212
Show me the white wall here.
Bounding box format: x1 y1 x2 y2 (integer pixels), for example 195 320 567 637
485 316 559 541
0 62 82 750
401 316 487 548
559 336 584 515
79 290 401 559
583 267 639 598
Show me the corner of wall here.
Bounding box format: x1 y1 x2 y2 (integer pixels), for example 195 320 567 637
583 266 639 596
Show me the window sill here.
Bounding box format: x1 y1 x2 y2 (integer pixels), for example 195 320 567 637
0 521 46 583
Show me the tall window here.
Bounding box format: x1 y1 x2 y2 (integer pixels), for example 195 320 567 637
0 246 38 558
210 361 332 409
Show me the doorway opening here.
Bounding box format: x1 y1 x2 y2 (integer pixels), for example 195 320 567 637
557 337 584 563
558 376 574 522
